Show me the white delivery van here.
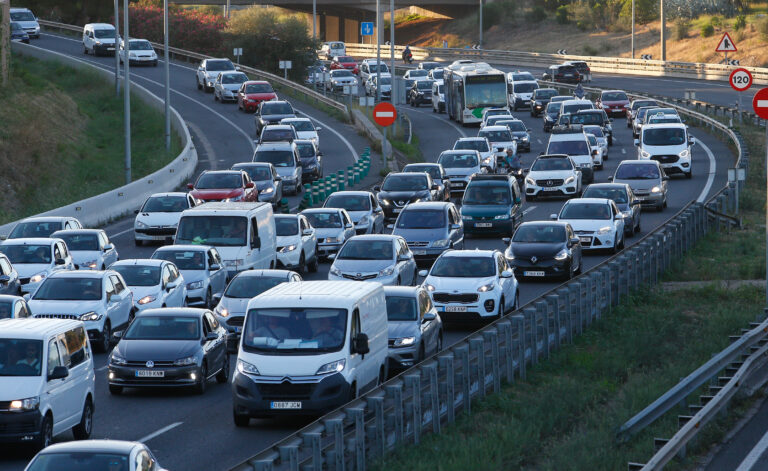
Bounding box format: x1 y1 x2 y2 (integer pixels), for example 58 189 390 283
232 281 389 422
174 202 277 278
82 23 117 56
0 319 95 449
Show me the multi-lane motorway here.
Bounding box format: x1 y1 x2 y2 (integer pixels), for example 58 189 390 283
0 34 735 471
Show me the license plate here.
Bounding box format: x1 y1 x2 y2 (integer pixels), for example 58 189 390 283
234 327 241 333
271 401 301 409
393 208 402 213
451 182 464 188
413 250 426 255
107 47 115 51
136 370 164 378
542 187 559 191
445 306 468 312
524 271 545 277
475 223 492 228
579 237 591 243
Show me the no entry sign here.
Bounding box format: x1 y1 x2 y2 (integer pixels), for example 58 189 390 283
373 102 397 127
729 68 753 92
753 88 768 120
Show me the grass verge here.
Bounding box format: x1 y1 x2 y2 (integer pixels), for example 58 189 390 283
0 56 181 225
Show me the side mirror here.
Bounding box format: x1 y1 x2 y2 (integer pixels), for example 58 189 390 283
501 269 514 278
48 366 69 381
502 237 511 244
386 223 394 229
374 207 383 214
252 237 260 249
187 183 194 189
103 243 114 252
235 66 241 71
0 275 9 284
592 150 598 156
206 332 218 341
606 176 614 182
316 127 323 132
246 182 255 188
397 253 412 262
450 223 461 230
302 228 314 236
55 258 66 265
570 237 580 246
550 213 558 220
23 294 31 301
373 185 381 192
615 214 624 220
432 184 440 191
166 279 178 291
212 293 222 305
523 168 530 174
688 139 695 146
631 200 641 206
423 312 437 322
113 330 122 339
328 253 336 260
662 175 669 181
418 269 429 277
633 139 639 146
210 263 221 271
275 176 282 181
345 223 354 229
134 209 140 214
352 333 370 355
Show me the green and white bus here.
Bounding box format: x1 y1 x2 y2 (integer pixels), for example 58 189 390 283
445 64 509 125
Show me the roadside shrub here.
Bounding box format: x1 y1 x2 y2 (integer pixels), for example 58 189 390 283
619 0 657 24
526 6 547 23
128 4 226 56
709 15 722 28
674 20 690 40
583 44 598 56
555 5 569 24
734 14 746 31
482 0 514 30
700 22 715 37
758 18 768 40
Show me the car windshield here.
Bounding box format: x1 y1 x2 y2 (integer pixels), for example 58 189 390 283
514 82 537 93
582 187 629 204
124 315 200 340
175 215 248 247
386 296 418 321
379 76 392 85
222 73 248 84
245 83 273 94
396 209 445 229
141 195 187 212
1 244 51 264
9 221 60 238
325 194 370 211
512 73 534 81
602 92 627 101
0 301 14 319
128 40 153 51
0 339 42 376
369 64 388 73
225 275 286 298
330 42 344 49
382 175 428 191
546 102 560 113
454 140 489 152
112 265 161 287
338 239 392 260
535 89 557 99
94 29 115 38
562 103 593 114
261 129 295 142
410 70 428 78
465 76 507 109
584 126 604 138
479 130 512 142
296 143 316 158
484 110 509 120
531 158 572 171
616 164 661 180
643 128 686 146
285 120 314 132
195 173 241 189
569 113 603 125
430 256 495 278
463 184 510 205
206 60 234 71
10 11 35 20
262 102 294 115
513 225 566 243
56 233 99 251
34 278 102 301
432 70 444 80
234 165 271 181
587 134 597 146
243 308 348 352
331 70 354 78
254 150 294 167
153 249 206 269
304 212 342 228
404 166 440 180
633 101 657 110
26 453 130 471
439 153 478 168
560 203 612 220
547 140 590 156
275 217 299 236
499 121 526 132
416 81 431 90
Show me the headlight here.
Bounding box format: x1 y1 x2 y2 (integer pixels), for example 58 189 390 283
597 226 613 235
237 359 260 375
187 280 204 290
79 311 102 322
137 295 156 305
461 214 472 221
679 149 689 158
379 266 395 277
174 355 197 366
379 198 390 206
279 245 297 253
432 239 451 248
129 52 137 58
215 304 229 317
135 220 148 229
564 176 575 184
316 359 346 375
225 259 244 267
424 283 435 291
554 250 569 261
392 337 416 347
83 260 98 269
358 215 369 226
535 100 542 105
483 157 493 166
477 283 495 293
110 353 127 366
260 187 274 194
640 150 650 159
29 272 46 284
330 266 342 277
525 176 535 185
9 397 39 411
651 186 661 193
225 195 244 202
622 210 633 218
521 135 529 141
494 214 509 220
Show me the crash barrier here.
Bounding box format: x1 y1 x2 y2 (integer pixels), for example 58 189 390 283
296 149 372 212
0 41 196 235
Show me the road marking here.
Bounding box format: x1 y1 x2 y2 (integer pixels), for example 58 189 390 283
109 228 134 239
187 122 219 170
96 365 108 372
537 139 543 145
621 148 627 154
522 206 537 215
736 426 768 471
695 137 716 203
137 422 183 443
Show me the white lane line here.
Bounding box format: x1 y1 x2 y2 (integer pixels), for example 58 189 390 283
736 427 768 471
522 206 537 215
96 365 108 372
294 109 358 163
187 121 220 170
695 137 716 203
537 139 543 145
406 107 467 138
621 148 627 154
137 422 183 443
109 228 134 239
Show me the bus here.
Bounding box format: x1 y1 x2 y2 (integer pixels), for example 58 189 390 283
445 64 509 125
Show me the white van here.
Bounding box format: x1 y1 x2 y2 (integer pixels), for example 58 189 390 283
82 23 117 56
636 122 694 179
232 281 389 422
9 8 40 38
174 202 277 278
0 319 95 449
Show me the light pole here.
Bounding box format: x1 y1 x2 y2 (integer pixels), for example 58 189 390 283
114 0 120 96
390 0 394 104
478 0 482 49
123 0 132 185
660 0 666 61
375 0 381 103
163 0 170 151
312 0 316 40
631 0 635 59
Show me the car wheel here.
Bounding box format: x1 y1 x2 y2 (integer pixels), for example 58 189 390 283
608 136 613 146
635 220 641 233
397 276 402 286
195 362 207 395
108 384 123 395
299 252 306 273
417 345 425 363
685 170 692 179
35 415 53 451
84 45 88 55
72 398 93 440
197 78 202 90
96 321 111 353
214 92 219 102
308 252 319 273
204 288 212 308
513 292 519 312
611 236 620 254
233 410 250 427
216 355 230 384
496 297 504 319
619 234 625 250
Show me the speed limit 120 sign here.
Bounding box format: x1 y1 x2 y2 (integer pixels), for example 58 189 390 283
730 68 753 92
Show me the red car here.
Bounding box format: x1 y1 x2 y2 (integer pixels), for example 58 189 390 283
596 90 630 117
237 80 277 113
187 170 258 203
330 56 359 75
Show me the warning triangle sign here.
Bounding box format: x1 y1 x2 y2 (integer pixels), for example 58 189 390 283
715 32 737 52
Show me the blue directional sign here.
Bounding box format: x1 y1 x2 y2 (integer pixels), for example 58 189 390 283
361 22 374 36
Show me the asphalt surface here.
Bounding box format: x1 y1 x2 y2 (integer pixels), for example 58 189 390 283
0 35 734 471
704 397 768 471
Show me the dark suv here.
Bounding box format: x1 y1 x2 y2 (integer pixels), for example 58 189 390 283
568 109 613 145
542 65 579 84
409 80 434 107
530 88 558 117
460 174 523 236
254 100 296 136
375 172 440 220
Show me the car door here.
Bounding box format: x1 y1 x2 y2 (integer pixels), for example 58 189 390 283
0 256 17 295
109 274 132 328
396 238 415 285
299 216 316 261
370 195 383 233
167 263 185 306
248 217 265 269
203 312 226 374
208 249 227 294
341 211 355 241
510 180 523 228
419 290 438 354
43 338 73 433
100 231 118 267
54 333 86 428
610 202 624 236
448 206 463 248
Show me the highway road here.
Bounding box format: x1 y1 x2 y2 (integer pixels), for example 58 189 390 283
0 34 734 471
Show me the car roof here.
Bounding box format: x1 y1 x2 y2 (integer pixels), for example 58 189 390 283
441 249 497 258
51 229 102 235
456 137 486 141
38 440 140 455
85 23 114 29
258 280 381 301
1 237 59 245
440 149 479 155
301 207 345 214
387 172 426 178
326 190 372 197
404 163 440 168
383 285 422 297
112 258 166 268
481 125 512 132
403 202 451 210
584 183 630 190
0 318 86 339
49 270 110 279
138 307 207 317
518 220 570 228
233 269 296 279
282 117 311 122
643 122 686 130
0 294 23 303
18 216 74 223
201 169 242 175
618 159 659 166
565 197 612 205
243 80 270 85
255 141 294 150
347 234 400 243
263 124 294 129
154 244 212 252
233 162 270 168
148 192 188 198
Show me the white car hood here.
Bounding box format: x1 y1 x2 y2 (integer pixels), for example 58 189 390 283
221 84 240 92
136 212 182 228
315 227 344 240
297 131 318 141
71 250 103 267
276 234 300 247
425 275 495 293
28 299 103 315
14 264 52 278
243 351 344 377
129 285 161 301
346 210 369 224
515 92 533 100
527 169 576 181
0 377 42 401
559 218 613 233
641 143 686 156
179 269 206 284
444 167 480 178
488 140 515 149
219 297 250 317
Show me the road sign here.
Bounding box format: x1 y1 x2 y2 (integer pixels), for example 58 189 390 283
753 88 768 120
233 47 243 56
361 22 374 36
573 83 585 99
640 54 652 60
373 102 397 127
729 68 753 92
279 60 292 70
715 32 737 52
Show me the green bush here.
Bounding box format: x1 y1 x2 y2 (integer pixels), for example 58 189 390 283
735 15 747 31
556 5 569 24
526 6 547 23
619 0 657 24
710 15 723 28
583 44 598 55
674 20 690 40
482 0 514 30
758 18 768 40
701 22 715 37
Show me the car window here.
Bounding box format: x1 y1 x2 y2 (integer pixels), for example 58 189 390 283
496 254 504 275
110 275 126 294
53 243 63 261
205 312 219 330
350 309 361 349
47 339 61 377
63 327 88 368
104 276 115 299
0 257 10 275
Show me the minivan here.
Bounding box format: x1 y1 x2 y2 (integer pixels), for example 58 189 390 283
232 280 389 422
636 122 694 179
82 23 117 56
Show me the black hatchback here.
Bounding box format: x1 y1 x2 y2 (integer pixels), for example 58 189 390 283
504 221 582 280
375 173 439 220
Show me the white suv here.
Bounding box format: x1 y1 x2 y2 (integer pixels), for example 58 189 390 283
525 154 581 201
546 125 595 184
432 80 445 113
636 123 694 179
359 59 389 82
453 137 494 171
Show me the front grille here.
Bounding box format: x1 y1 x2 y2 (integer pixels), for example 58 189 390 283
652 155 680 164
136 227 176 236
257 381 316 399
536 179 564 187
124 360 176 367
407 241 429 247
574 230 593 235
35 314 77 320
433 293 478 304
0 419 37 434
19 278 30 285
227 316 245 327
633 190 650 196
342 273 377 281
393 200 410 207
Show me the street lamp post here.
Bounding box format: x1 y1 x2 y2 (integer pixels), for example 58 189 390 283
123 0 132 185
390 0 394 104
163 0 170 151
660 0 666 61
375 0 381 103
312 0 316 40
114 0 120 96
478 0 482 49
631 0 635 59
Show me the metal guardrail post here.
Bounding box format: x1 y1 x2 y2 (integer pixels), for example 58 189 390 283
346 407 365 471
522 307 538 364
455 344 471 414
497 320 515 382
557 288 574 344
423 362 440 434
484 329 501 394
568 283 583 335
301 427 323 471
364 394 385 459
513 315 526 380
404 373 422 445
535 301 550 359
437 352 455 425
546 294 562 350
384 381 404 446
590 272 603 320
470 337 486 399
277 440 300 471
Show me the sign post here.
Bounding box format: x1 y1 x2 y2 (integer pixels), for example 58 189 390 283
279 60 292 80
373 102 396 161
753 88 768 315
233 47 243 65
715 32 737 65
730 68 753 122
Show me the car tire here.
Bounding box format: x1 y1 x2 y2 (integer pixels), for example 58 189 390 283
216 355 230 384
35 415 53 451
397 276 402 286
96 321 111 353
84 45 88 55
417 345 425 364
437 330 444 352
685 170 692 179
608 136 613 146
525 194 535 202
195 362 207 395
299 253 306 273
611 236 620 254
214 92 219 102
72 398 93 440
108 384 123 395
197 78 202 90
635 220 641 233
204 288 212 309
233 410 250 427
496 297 504 319
308 252 319 273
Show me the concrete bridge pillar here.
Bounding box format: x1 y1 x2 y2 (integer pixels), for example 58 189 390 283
344 18 359 43
325 15 340 41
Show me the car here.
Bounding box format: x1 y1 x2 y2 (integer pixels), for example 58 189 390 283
408 79 434 107
437 150 484 194
586 133 604 169
0 238 75 294
321 41 346 60
392 202 463 267
231 162 283 207
508 80 538 111
480 108 513 128
418 61 441 71
212 269 302 351
258 124 298 144
402 163 451 202
328 234 417 286
484 115 518 128
636 122 694 178
431 80 445 113
294 139 323 182
274 214 318 272
403 78 416 104
448 59 474 68
237 80 277 113
29 270 133 352
530 88 558 117
374 172 440 221
542 101 561 132
507 70 536 82
82 23 116 55
559 99 596 117
478 125 518 167
494 119 531 152
582 183 641 235
108 308 229 395
323 191 384 235
10 7 39 38
428 68 444 81
300 208 356 259
453 137 494 171
187 170 258 203
118 38 158 66
359 58 389 82
633 106 657 138
151 245 227 308
524 153 582 201
0 319 95 450
133 192 196 246
542 64 579 83
10 22 30 43
4 216 82 240
552 198 625 253
50 229 118 271
611 160 669 212
503 221 582 280
326 69 358 93
254 100 296 136
213 70 249 102
627 99 659 127
420 250 519 324
647 113 683 125
583 125 608 160
196 58 237 92
0 253 21 296
365 73 392 100
330 55 359 74
252 141 303 195
281 117 321 147
546 125 595 184
568 109 613 145
640 107 678 129
24 440 167 471
0 294 31 319
564 60 591 82
111 259 186 312
404 69 429 80
596 90 630 117
460 174 523 236
384 285 443 370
